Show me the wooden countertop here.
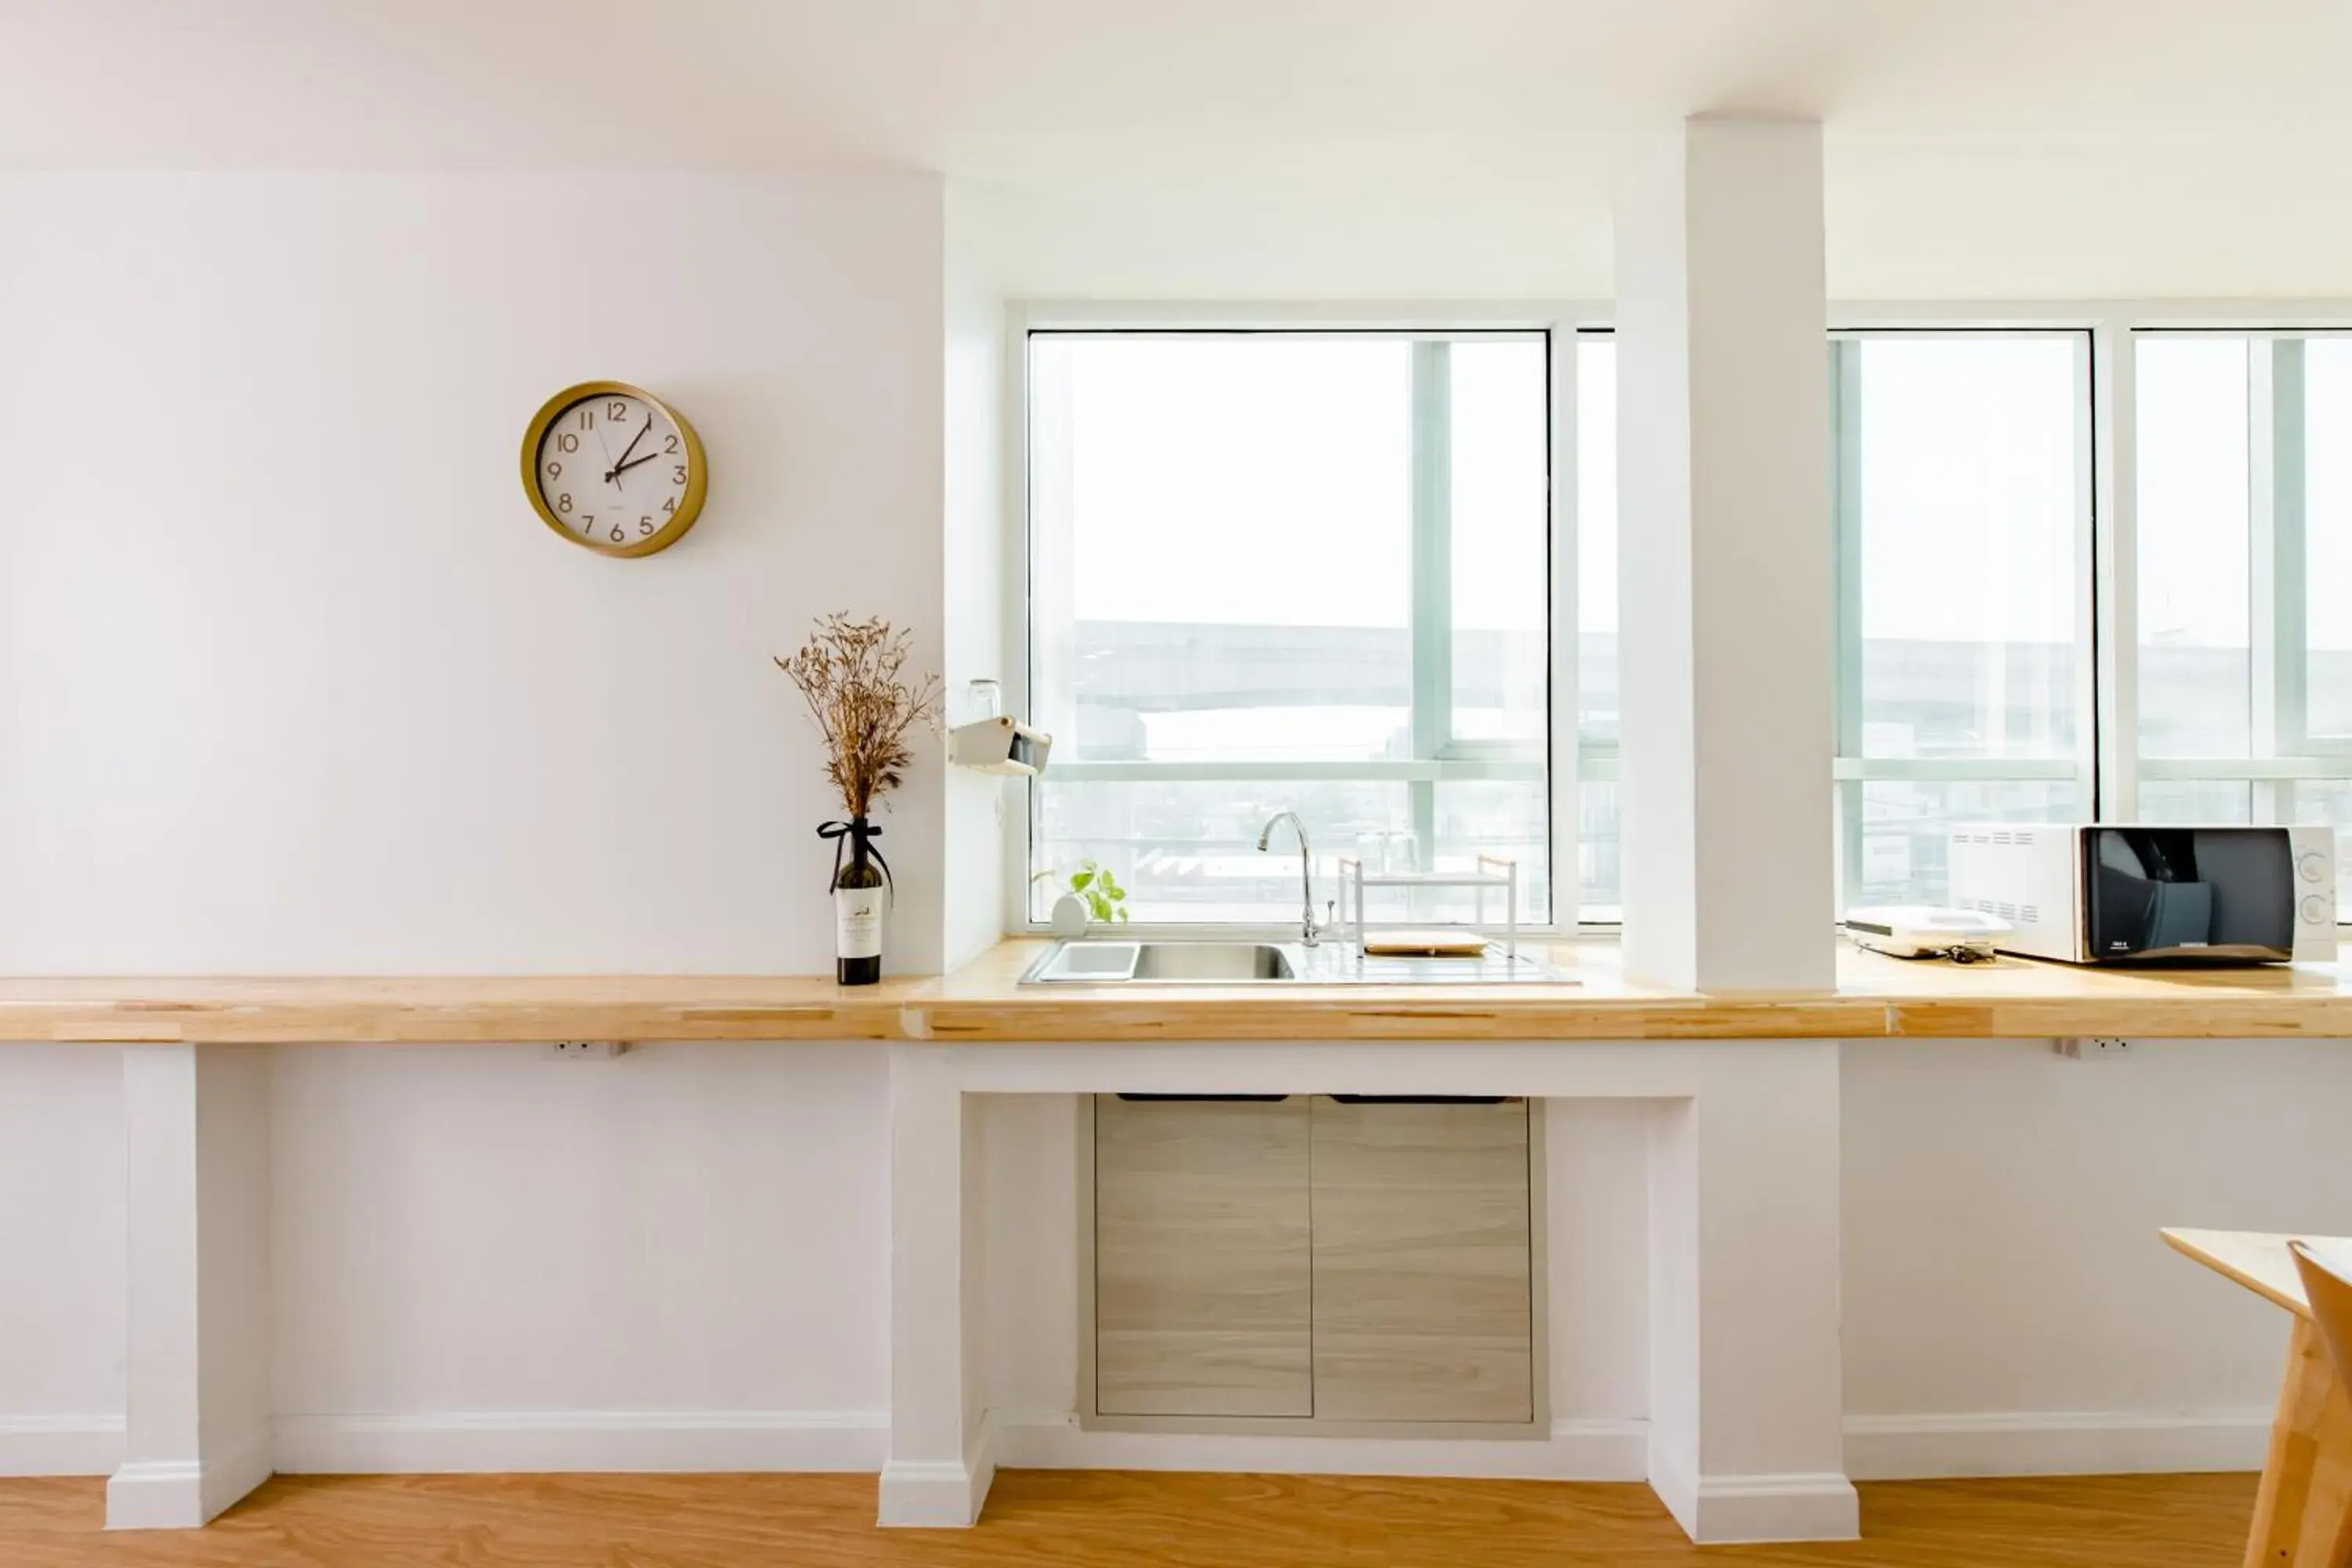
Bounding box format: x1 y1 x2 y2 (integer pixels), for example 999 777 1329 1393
5 940 2352 1044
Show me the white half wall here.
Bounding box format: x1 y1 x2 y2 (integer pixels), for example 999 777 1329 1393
1 1041 2347 1480
270 1043 890 1429
1842 1035 2352 1475
0 171 949 975
0 1047 125 1474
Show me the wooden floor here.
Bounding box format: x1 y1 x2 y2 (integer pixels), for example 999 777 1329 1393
0 1470 2259 1566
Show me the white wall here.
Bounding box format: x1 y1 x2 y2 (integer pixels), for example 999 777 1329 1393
0 1047 124 1472
1843 1039 2352 1449
270 1044 888 1436
0 169 940 1472
942 185 1009 967
0 171 948 975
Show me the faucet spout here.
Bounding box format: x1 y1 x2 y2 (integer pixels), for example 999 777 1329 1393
1257 810 1323 946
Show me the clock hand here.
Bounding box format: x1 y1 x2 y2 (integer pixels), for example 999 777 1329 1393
593 427 620 487
609 450 665 479
608 413 653 480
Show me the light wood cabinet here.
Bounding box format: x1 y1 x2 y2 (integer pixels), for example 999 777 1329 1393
1092 1094 1313 1417
1088 1093 1537 1430
1307 1095 1534 1423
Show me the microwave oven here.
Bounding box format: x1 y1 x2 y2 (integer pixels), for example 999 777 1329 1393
1948 824 2338 964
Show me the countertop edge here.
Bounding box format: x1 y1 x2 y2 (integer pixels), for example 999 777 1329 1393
0 942 2348 1044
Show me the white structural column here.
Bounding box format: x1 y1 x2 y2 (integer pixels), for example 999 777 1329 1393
1615 116 1835 992
107 1045 274 1530
879 1045 993 1526
1644 1042 1854 1542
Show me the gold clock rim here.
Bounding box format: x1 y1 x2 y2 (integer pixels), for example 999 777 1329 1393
520 379 709 559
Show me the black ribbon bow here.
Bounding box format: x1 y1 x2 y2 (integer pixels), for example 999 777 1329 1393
818 819 893 906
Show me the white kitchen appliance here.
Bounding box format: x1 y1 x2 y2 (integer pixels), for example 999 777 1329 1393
1949 824 2337 964
1842 906 2013 962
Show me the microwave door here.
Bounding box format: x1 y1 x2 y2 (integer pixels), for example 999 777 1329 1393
2085 827 2294 963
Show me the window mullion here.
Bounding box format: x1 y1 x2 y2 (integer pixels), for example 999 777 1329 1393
2092 322 2138 823
1410 341 1452 875
1550 330 1581 928
2251 338 2309 822
1830 340 1865 904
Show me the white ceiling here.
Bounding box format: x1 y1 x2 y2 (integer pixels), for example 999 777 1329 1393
8 0 2352 299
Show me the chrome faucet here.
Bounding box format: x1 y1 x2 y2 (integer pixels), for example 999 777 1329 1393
1256 810 1326 946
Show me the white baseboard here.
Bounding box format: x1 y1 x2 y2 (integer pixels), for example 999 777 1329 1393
1844 1410 2271 1480
993 1411 1650 1482
106 1421 273 1530
273 1409 888 1475
0 1414 124 1477
1648 1439 1859 1544
878 1409 997 1527
1692 1472 1860 1544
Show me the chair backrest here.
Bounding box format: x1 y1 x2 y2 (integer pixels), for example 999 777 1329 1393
2289 1239 2352 1381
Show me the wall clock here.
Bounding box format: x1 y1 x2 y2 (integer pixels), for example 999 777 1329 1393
521 381 707 557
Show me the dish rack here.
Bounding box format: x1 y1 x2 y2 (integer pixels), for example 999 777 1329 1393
1333 855 1520 959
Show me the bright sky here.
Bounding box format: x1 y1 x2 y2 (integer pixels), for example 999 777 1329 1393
1035 328 2336 671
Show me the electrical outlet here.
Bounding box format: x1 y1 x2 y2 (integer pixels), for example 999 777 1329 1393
2054 1036 2129 1058
546 1040 628 1059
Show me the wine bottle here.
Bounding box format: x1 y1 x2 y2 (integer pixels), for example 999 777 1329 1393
833 818 885 985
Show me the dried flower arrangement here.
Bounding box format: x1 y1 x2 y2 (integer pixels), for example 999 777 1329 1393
775 615 944 820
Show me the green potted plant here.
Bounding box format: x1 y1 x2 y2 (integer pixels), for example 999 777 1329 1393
1034 859 1128 938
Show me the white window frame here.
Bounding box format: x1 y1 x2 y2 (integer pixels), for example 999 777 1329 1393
1002 302 1608 938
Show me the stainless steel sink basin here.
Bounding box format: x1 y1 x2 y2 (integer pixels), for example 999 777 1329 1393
1017 939 1566 986
1022 941 1294 985
1135 942 1295 982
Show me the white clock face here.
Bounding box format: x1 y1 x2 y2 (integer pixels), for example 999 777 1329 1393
533 391 695 550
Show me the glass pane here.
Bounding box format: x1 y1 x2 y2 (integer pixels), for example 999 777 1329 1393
1852 337 2082 761
2305 343 2352 740
1031 777 1552 927
1449 339 1549 744
1848 779 2080 908
1577 778 1621 921
2136 338 2251 757
1030 335 1412 764
2137 779 2253 824
1577 336 1618 748
1429 780 1551 924
1033 778 1408 924
2293 781 2352 909
1027 332 1556 926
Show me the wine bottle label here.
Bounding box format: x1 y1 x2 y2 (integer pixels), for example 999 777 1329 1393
835 887 884 960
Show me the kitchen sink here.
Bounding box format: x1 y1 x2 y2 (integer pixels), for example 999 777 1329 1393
1017 939 1566 986
1022 941 1294 984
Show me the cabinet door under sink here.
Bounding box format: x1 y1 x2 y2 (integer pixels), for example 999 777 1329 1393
1092 1094 1313 1417
1308 1095 1534 1423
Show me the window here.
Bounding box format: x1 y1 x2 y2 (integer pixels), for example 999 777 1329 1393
1024 329 1571 926
1025 316 2352 935
1831 333 2092 908
2134 332 2352 906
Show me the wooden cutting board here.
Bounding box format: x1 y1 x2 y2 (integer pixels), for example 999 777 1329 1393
1359 930 1490 958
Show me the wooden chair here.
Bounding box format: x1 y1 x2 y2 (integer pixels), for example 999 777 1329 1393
2288 1238 2352 1568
